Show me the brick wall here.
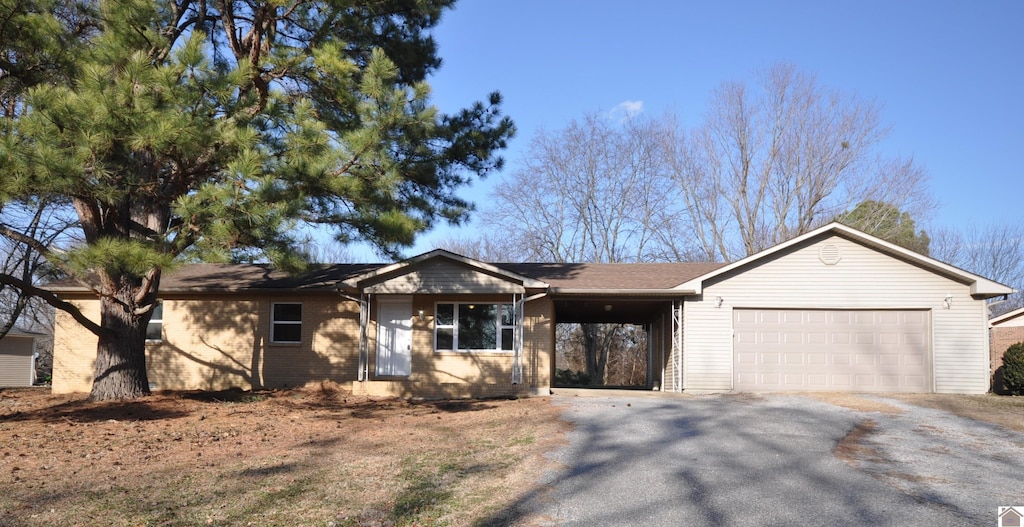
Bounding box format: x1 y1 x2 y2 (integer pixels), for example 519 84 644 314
52 292 553 398
991 326 1024 375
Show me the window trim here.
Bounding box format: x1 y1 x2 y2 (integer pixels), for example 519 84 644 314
145 301 164 343
434 302 515 353
271 302 303 344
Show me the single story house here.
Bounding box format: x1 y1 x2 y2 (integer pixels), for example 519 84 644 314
50 222 1013 397
0 330 42 387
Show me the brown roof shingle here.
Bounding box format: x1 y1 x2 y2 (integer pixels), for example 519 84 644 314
47 260 726 293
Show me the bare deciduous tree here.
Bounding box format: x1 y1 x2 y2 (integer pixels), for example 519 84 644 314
475 64 938 384
484 112 677 385
663 63 933 261
488 112 676 264
931 224 1024 316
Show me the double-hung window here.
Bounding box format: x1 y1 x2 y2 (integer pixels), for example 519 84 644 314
435 303 515 352
271 303 302 343
146 302 163 342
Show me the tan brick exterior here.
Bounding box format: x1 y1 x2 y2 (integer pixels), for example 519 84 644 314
51 292 553 398
354 295 552 398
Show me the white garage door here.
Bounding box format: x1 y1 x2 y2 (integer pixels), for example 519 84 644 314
734 309 930 393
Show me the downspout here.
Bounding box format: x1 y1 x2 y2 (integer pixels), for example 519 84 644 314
513 292 548 385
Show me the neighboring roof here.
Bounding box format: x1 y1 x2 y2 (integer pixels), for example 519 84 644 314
990 307 1024 327
0 329 46 338
675 222 1016 298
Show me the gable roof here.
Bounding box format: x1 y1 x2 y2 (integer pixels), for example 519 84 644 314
44 224 1013 298
675 222 1015 298
338 249 549 292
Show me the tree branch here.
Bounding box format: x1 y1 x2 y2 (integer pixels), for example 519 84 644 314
0 272 110 337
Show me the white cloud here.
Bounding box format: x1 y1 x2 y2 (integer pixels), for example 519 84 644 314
610 100 644 120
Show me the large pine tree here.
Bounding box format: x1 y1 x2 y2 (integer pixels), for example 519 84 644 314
0 0 514 400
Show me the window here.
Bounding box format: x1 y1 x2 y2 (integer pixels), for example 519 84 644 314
435 303 515 352
272 303 302 343
146 302 163 342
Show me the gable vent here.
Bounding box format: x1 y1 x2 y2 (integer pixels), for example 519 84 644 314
819 244 842 265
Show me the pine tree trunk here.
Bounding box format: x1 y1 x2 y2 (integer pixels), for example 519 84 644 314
89 283 152 401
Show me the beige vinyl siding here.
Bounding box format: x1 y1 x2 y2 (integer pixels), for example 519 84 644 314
657 304 682 392
365 259 526 294
0 335 35 387
683 234 990 394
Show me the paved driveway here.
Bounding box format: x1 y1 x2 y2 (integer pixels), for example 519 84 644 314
522 392 1024 527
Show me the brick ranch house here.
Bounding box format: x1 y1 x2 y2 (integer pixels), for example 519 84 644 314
50 223 1014 397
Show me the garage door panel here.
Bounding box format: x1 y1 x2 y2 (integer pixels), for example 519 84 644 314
734 309 930 393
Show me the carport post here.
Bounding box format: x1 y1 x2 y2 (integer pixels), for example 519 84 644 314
672 300 683 392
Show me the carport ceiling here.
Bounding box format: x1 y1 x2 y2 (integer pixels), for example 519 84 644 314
553 297 673 324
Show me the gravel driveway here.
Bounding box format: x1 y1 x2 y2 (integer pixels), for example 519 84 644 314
521 392 1024 527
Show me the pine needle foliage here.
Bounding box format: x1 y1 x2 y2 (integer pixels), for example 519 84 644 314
0 0 514 399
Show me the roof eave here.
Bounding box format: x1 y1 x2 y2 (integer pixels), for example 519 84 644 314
550 288 696 297
674 222 1016 296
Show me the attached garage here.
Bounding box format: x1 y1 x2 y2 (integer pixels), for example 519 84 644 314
675 223 1013 394
733 309 930 392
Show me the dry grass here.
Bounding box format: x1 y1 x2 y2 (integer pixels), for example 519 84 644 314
805 393 905 415
0 386 569 527
888 393 1024 433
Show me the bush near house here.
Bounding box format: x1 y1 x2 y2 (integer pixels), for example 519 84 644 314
555 369 591 386
1000 342 1024 395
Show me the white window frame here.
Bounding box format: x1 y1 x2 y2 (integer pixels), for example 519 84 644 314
434 302 515 353
271 302 303 344
145 301 164 343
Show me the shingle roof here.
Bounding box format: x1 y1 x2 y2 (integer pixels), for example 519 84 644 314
47 263 383 293
47 260 727 293
500 262 725 290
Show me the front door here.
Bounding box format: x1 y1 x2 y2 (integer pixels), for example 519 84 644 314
377 300 412 376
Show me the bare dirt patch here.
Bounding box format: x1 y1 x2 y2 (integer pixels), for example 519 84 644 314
833 418 884 465
0 385 568 527
888 394 1024 433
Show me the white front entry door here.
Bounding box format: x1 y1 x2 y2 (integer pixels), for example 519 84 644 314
377 301 412 377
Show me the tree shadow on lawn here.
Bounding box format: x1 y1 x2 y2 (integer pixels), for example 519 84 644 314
0 397 190 423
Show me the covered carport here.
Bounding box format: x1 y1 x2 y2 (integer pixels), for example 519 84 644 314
503 261 723 391
548 291 684 390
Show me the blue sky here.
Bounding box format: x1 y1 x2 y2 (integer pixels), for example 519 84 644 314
371 0 1024 259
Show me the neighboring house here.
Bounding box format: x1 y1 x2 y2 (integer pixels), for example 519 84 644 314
49 223 1014 397
0 330 42 387
989 306 1024 390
